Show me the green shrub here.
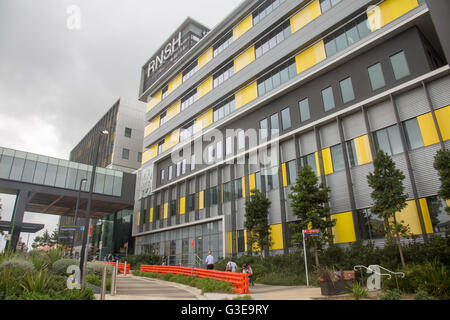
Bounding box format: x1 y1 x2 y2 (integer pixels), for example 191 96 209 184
0 258 35 278
414 288 433 300
0 268 23 300
20 271 56 294
85 273 111 291
122 253 161 269
46 248 65 265
52 259 79 276
86 261 113 277
379 289 402 300
31 253 51 272
55 287 95 300
351 281 368 300
233 295 254 300
0 250 18 265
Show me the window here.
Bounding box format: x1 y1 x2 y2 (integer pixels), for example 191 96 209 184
299 98 310 122
188 194 196 211
373 125 403 156
180 122 194 141
301 153 318 176
168 165 173 180
345 140 358 168
255 172 262 191
223 182 231 202
170 200 177 216
124 127 132 138
154 205 160 221
182 158 187 174
161 86 168 100
253 0 285 25
390 51 410 80
322 87 335 111
257 58 296 96
330 144 345 172
183 61 198 82
217 140 223 159
255 20 290 59
213 31 233 58
213 97 235 122
176 161 182 177
339 77 355 103
209 186 218 206
122 148 129 160
160 169 165 181
160 112 167 126
357 208 384 240
137 152 142 163
286 160 297 185
190 154 196 171
213 63 234 88
319 0 341 13
264 167 279 191
207 145 214 163
260 118 268 140
158 141 165 155
237 130 245 150
368 63 386 91
281 107 291 130
403 118 424 150
234 179 243 199
270 113 279 136
226 136 233 155
181 90 198 111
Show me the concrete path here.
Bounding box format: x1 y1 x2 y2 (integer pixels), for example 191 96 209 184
98 274 323 300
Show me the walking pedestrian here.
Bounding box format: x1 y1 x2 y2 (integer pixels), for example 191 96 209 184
225 257 237 272
205 251 215 270
242 264 255 286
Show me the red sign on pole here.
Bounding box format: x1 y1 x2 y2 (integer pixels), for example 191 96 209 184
191 240 194 248
304 229 319 234
89 224 93 237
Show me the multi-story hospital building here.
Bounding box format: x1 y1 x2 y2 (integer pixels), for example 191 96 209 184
133 0 450 265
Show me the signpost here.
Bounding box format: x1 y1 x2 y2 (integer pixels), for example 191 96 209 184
60 226 85 232
302 229 319 287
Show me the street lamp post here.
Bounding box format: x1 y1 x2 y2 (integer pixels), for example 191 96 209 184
70 178 87 257
79 129 108 288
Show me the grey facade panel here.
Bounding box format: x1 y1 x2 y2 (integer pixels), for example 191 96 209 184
428 74 450 109
320 122 340 148
342 110 366 141
395 85 429 121
367 99 396 131
409 144 441 198
280 139 296 163
392 154 414 201
326 171 351 213
298 130 316 156
350 163 374 210
267 189 282 225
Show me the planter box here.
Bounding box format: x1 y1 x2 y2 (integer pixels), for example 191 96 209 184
319 279 354 296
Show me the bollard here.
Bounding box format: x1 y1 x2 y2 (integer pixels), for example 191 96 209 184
111 266 116 296
124 262 127 276
101 265 107 300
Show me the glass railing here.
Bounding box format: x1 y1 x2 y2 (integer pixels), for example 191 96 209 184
0 147 123 197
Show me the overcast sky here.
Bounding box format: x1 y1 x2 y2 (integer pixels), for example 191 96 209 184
0 0 244 250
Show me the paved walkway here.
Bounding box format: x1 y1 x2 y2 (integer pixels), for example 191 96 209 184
99 274 323 300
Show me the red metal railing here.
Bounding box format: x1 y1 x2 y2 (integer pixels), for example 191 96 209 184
139 265 250 294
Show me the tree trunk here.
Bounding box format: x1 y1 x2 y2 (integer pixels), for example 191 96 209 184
314 242 320 267
393 216 406 267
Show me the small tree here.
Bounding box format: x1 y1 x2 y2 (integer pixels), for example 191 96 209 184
244 188 272 257
288 165 335 267
367 150 408 267
433 149 450 214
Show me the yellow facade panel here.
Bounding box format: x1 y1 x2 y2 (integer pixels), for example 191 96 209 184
393 200 423 235
332 212 356 244
242 176 247 198
435 105 450 141
142 144 158 164
179 197 186 215
234 46 255 73
322 147 333 175
166 101 181 121
269 224 284 250
198 191 205 210
197 77 213 99
249 173 256 194
198 47 213 70
194 109 213 133
354 135 373 165
367 0 419 32
418 198 434 234
295 40 327 74
281 163 288 187
168 73 183 94
136 211 140 226
149 208 153 223
417 112 440 146
290 0 321 34
233 14 253 41
164 129 180 152
146 91 162 112
163 203 168 219
144 116 160 137
235 82 258 109
315 151 321 177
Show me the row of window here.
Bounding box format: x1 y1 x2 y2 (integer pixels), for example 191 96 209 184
146 0 419 163
253 0 286 26
122 148 142 163
255 20 291 59
213 62 234 88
